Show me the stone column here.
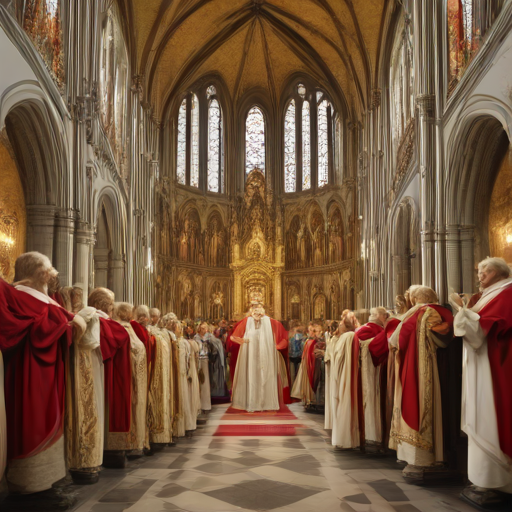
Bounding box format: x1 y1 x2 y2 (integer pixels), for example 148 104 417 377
414 0 437 289
445 225 461 295
74 224 95 300
460 226 476 294
54 210 77 287
94 248 109 289
26 205 56 261
233 273 242 316
110 254 125 300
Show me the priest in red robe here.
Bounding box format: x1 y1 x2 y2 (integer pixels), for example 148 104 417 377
452 257 512 504
389 285 453 468
88 288 132 465
0 252 84 494
229 300 290 411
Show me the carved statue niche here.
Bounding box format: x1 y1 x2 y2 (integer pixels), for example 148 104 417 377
179 207 202 264
286 216 301 270
310 204 325 267
328 207 344 263
206 212 226 268
209 281 225 320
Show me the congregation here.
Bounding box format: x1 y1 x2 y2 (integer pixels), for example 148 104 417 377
0 251 511 510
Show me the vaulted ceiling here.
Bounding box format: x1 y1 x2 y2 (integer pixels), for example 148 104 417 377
122 0 388 120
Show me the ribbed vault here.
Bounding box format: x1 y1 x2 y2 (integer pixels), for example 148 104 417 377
122 0 387 119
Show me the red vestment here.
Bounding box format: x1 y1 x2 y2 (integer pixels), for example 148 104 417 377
0 279 73 460
369 318 401 367
228 317 291 404
131 320 156 385
100 318 132 433
476 286 512 458
302 337 318 392
398 305 453 432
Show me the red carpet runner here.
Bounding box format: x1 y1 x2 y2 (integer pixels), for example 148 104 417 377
213 424 303 436
221 404 297 421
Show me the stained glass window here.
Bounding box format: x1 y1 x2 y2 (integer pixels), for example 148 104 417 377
246 106 266 174
317 93 329 188
302 100 311 190
177 98 187 185
284 100 296 193
190 94 200 188
208 98 223 193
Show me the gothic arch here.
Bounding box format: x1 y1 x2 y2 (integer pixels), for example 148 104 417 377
93 187 127 299
445 104 511 293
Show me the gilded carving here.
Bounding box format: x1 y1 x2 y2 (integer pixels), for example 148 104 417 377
0 138 26 282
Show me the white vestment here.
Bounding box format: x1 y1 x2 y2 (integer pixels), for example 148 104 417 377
232 316 279 412
331 332 359 448
454 277 512 492
323 334 339 429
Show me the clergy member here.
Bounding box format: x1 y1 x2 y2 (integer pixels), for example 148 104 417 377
389 285 453 468
229 301 290 412
451 257 512 503
194 322 213 413
145 306 172 449
88 288 132 467
112 302 148 454
0 252 83 495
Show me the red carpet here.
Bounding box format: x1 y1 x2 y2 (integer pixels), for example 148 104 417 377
213 424 303 436
222 404 297 421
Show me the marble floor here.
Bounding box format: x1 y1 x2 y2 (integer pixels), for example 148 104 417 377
65 403 475 512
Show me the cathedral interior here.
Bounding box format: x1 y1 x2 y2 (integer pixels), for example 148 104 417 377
1 0 512 511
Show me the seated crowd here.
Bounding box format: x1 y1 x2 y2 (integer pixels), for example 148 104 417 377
0 252 510 507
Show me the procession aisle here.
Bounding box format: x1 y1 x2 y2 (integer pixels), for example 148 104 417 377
71 403 473 512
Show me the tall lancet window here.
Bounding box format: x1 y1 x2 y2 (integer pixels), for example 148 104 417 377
283 83 336 193
245 106 266 175
302 99 311 190
177 99 187 185
207 86 223 193
317 91 332 188
190 94 200 188
284 100 296 193
175 93 200 188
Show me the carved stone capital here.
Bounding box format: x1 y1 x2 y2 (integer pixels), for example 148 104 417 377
416 94 435 119
371 89 382 110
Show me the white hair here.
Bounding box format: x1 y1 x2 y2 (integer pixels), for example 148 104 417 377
368 306 388 324
478 257 512 279
133 305 150 320
14 251 56 286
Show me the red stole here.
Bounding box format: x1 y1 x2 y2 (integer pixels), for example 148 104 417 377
477 286 512 458
398 304 453 432
100 318 132 432
0 279 73 460
228 317 291 404
302 337 318 392
369 318 401 367
130 320 156 384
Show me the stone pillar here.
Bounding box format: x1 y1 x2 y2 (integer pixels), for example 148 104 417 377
94 248 109 289
54 210 77 287
460 226 476 294
417 94 436 289
445 225 461 296
110 254 125 300
74 224 95 301
26 205 56 261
